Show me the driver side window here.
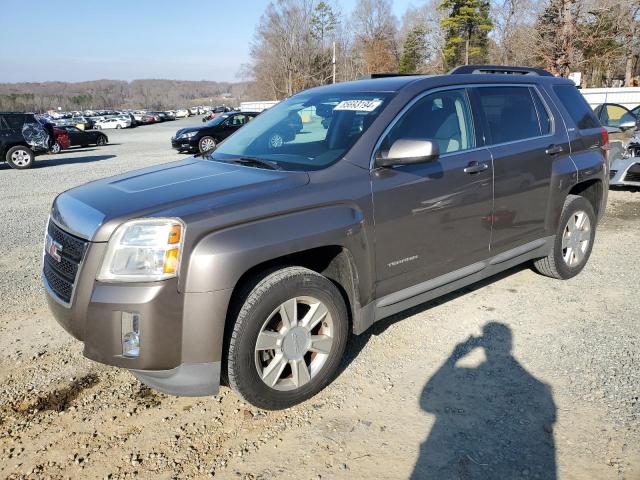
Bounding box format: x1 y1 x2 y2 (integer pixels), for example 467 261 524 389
381 88 475 157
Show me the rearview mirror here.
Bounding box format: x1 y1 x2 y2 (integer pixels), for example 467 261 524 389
377 139 440 167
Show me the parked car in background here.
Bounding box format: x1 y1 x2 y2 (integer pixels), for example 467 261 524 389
0 112 53 168
188 107 199 116
175 109 189 118
171 111 258 153
50 127 70 154
139 114 156 125
70 116 95 130
163 111 176 120
95 118 129 130
56 125 108 148
593 103 638 131
201 106 231 122
119 113 137 127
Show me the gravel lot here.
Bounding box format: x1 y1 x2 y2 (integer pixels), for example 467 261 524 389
0 119 638 479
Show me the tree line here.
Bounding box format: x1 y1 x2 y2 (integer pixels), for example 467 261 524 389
0 79 251 113
244 0 640 99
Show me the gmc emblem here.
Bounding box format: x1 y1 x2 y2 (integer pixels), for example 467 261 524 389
45 234 63 262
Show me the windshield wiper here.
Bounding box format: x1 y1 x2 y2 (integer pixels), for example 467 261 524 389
225 156 283 170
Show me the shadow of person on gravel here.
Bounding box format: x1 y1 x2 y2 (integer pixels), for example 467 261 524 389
411 322 557 480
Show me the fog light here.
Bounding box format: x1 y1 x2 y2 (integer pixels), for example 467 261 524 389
121 311 140 357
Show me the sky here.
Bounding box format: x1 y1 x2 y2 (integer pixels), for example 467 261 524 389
0 0 417 84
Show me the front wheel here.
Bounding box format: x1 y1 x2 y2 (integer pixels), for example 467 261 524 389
198 136 216 153
115 124 121 129
533 194 596 279
96 135 107 146
267 132 284 149
226 267 349 410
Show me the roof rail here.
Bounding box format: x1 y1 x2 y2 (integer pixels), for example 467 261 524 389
449 65 554 77
358 73 424 79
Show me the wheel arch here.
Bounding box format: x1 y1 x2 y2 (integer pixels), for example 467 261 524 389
568 179 604 219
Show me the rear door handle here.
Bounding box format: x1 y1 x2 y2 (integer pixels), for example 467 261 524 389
545 144 564 155
463 161 489 174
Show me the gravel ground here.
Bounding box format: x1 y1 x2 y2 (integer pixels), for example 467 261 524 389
0 121 638 479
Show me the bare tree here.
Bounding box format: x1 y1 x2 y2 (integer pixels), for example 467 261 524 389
352 0 400 74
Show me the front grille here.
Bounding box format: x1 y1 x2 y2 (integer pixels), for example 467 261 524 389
43 221 88 303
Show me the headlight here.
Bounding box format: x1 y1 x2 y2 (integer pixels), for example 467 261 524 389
97 218 184 282
178 131 197 139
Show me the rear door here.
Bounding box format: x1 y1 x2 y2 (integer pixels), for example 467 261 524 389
470 84 565 253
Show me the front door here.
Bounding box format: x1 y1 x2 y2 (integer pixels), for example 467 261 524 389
371 88 493 299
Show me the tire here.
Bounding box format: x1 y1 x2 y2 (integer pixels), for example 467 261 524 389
6 145 35 169
116 124 121 129
533 194 597 279
96 136 107 146
50 142 61 154
198 136 216 153
226 267 349 410
95 125 102 130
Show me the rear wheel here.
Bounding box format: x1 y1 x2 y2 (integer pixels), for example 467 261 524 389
50 142 61 154
533 194 596 279
115 124 122 129
6 145 35 169
226 267 349 410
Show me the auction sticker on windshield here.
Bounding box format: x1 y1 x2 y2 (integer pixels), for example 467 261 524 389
334 99 383 112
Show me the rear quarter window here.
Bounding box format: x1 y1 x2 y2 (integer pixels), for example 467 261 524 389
552 85 600 130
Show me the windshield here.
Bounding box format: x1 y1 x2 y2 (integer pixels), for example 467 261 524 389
210 92 392 171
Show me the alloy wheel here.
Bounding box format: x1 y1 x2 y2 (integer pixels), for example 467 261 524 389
254 296 334 391
562 210 591 267
269 133 284 149
11 150 31 167
200 138 216 152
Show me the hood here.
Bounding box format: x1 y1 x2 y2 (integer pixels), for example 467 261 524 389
175 125 206 136
51 158 310 242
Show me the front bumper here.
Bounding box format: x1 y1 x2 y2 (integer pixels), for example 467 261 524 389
610 156 640 186
44 239 232 396
171 137 197 151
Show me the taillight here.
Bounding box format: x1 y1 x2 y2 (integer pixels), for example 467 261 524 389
600 127 609 166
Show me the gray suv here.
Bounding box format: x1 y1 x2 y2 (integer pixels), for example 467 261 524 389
43 65 608 410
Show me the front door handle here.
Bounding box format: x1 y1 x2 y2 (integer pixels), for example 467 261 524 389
545 144 564 155
463 161 489 174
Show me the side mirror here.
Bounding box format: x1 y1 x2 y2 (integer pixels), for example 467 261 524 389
377 138 440 167
619 119 636 131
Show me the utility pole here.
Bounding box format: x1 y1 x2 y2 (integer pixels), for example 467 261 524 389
332 41 336 84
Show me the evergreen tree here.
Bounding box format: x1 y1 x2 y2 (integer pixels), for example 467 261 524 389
311 1 338 48
439 0 492 69
399 24 428 73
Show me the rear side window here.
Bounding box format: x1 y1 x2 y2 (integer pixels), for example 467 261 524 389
476 86 544 144
552 85 600 129
0 116 9 130
3 114 26 131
